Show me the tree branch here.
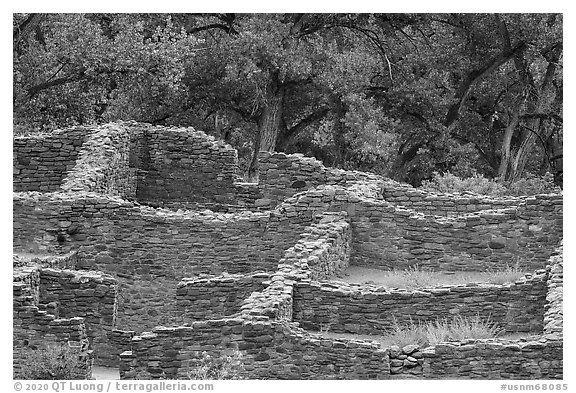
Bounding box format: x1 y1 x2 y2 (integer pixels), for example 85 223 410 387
27 73 86 98
185 23 238 36
444 40 526 129
521 113 563 124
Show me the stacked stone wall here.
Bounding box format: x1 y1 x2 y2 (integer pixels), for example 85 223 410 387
13 122 564 379
293 271 548 335
13 127 94 192
258 151 382 208
421 338 562 379
380 180 524 217
280 184 562 271
240 214 351 322
38 268 118 365
119 213 378 380
119 318 390 380
176 272 271 320
61 123 136 198
133 126 239 206
13 192 314 331
13 277 92 379
543 245 563 338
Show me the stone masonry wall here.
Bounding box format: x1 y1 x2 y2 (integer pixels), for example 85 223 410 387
240 213 351 322
257 150 532 217
119 213 384 380
292 270 548 335
133 125 239 206
38 268 118 365
176 272 270 320
118 210 562 379
13 191 314 331
120 311 390 380
279 184 562 271
421 338 562 379
13 275 92 379
380 179 524 217
13 127 95 192
543 244 563 338
257 151 382 208
61 123 136 199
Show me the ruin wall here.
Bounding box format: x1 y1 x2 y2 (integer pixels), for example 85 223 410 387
13 127 95 193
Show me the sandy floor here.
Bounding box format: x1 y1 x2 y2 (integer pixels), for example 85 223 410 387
317 331 539 348
92 366 120 380
335 266 525 289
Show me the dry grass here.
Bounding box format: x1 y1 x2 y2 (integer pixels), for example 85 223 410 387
378 315 503 348
320 315 504 348
340 264 526 290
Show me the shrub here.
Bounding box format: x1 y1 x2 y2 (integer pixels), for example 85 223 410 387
187 350 245 380
15 343 89 380
381 315 503 348
505 172 560 196
421 171 560 197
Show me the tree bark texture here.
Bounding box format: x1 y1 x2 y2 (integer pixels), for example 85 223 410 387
247 74 285 178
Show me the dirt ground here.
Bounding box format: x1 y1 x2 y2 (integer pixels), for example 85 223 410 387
92 366 120 380
335 266 525 289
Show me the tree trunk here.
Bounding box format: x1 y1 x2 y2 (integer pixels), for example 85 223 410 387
509 70 561 180
444 41 526 131
497 95 524 179
329 95 347 167
247 75 285 179
502 44 562 181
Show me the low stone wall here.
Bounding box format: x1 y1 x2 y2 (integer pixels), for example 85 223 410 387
240 213 351 322
38 268 118 365
280 184 563 271
293 270 548 335
13 278 92 379
380 180 524 217
119 318 390 380
13 127 94 193
543 245 563 338
13 252 78 270
258 151 382 208
176 272 270 320
421 338 562 379
61 123 135 198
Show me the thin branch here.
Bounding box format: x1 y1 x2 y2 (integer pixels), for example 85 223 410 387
384 53 394 85
285 106 330 138
444 40 526 129
185 23 238 35
521 113 563 124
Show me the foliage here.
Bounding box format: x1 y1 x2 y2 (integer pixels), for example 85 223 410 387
381 315 503 348
187 350 245 380
421 171 560 196
15 343 88 380
13 13 562 185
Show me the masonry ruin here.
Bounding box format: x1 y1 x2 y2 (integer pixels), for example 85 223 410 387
13 121 563 379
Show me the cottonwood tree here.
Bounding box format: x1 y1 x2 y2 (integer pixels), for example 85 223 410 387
13 13 562 186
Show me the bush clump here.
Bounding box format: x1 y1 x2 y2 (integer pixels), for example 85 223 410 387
187 350 245 380
381 315 503 348
421 171 559 197
14 343 89 380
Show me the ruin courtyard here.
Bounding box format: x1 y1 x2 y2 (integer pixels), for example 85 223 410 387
13 122 563 380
